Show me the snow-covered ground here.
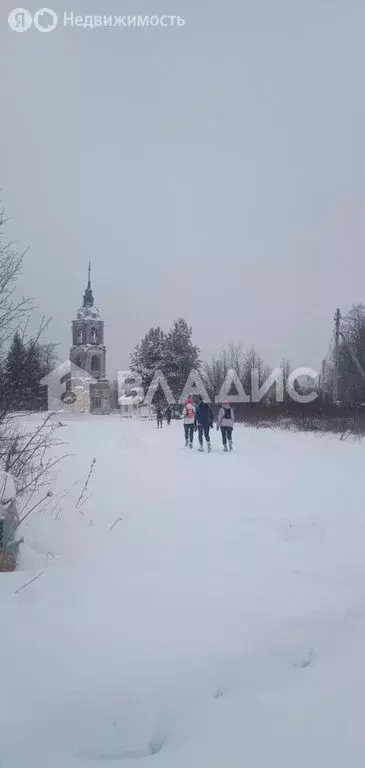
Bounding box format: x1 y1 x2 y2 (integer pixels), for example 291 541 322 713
1 414 365 767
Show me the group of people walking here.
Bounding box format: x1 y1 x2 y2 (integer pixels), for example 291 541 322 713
155 396 234 452
182 395 234 452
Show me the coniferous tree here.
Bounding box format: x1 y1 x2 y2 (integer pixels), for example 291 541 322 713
130 326 166 393
24 340 44 411
4 331 28 410
130 319 201 404
164 318 201 400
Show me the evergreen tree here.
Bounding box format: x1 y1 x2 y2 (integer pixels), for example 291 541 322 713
130 319 201 404
4 331 28 410
130 326 166 393
24 340 44 411
164 318 201 400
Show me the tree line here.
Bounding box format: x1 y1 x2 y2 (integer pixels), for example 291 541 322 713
129 322 286 405
4 304 365 412
130 304 365 409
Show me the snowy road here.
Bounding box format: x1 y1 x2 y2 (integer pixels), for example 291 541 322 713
1 415 365 766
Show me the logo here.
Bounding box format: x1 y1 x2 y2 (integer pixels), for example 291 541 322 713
8 8 32 31
115 366 320 405
60 390 77 405
117 371 144 406
34 8 58 32
8 7 58 32
41 361 96 413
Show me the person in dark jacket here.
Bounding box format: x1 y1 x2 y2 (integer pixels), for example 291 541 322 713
194 395 213 451
165 406 172 425
156 405 163 428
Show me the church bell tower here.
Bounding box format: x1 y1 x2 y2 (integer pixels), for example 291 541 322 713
70 263 110 414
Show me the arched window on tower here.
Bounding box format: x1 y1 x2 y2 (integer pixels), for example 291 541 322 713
90 327 97 344
77 328 82 344
91 355 101 379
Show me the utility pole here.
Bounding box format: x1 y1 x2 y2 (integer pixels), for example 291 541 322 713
333 308 341 404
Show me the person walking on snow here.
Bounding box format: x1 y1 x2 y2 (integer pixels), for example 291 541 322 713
165 406 172 425
182 396 195 448
156 405 163 429
217 400 234 451
195 395 213 452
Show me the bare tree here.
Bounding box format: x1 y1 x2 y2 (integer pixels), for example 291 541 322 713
282 359 291 400
0 207 33 365
0 203 64 557
202 343 245 402
37 341 59 377
241 345 270 401
337 304 365 404
202 343 271 403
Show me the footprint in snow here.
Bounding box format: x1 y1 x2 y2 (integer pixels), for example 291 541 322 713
76 735 166 761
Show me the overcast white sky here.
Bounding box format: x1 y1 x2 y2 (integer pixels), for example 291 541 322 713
1 0 365 377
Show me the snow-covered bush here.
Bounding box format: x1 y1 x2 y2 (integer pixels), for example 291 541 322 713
0 468 20 570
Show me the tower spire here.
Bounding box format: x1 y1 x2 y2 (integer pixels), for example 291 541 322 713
83 261 94 307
